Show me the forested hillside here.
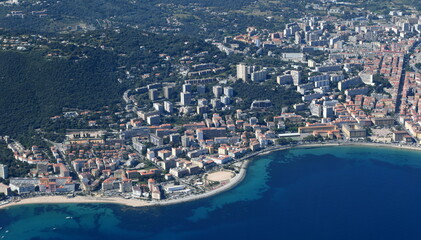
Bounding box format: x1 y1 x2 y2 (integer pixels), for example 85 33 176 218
0 28 231 138
0 50 123 136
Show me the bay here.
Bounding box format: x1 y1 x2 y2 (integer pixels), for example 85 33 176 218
2 146 421 240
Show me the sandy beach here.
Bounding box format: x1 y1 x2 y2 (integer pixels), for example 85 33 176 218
0 159 249 210
0 195 153 209
1 142 420 210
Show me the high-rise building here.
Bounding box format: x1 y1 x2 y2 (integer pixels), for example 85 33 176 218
164 101 173 113
182 84 192 93
224 86 234 97
213 85 223 98
236 63 248 82
295 31 302 44
180 92 192 106
211 98 222 109
221 96 231 105
0 164 8 179
163 86 173 99
181 135 191 147
149 89 159 101
291 70 301 86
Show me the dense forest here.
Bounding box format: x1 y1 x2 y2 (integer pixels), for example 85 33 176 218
232 82 302 114
0 50 123 137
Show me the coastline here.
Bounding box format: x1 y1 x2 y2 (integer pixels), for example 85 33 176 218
1 141 420 210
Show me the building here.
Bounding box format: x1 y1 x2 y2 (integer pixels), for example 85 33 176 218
169 134 181 144
147 115 160 125
185 78 216 85
314 79 330 88
237 63 248 82
196 128 227 141
0 164 8 179
197 105 209 114
309 74 330 82
250 70 267 82
250 100 272 110
9 178 39 194
224 87 234 97
213 85 223 98
308 59 316 68
316 65 342 72
149 89 159 101
150 134 164 146
0 183 10 196
342 124 366 138
221 96 231 105
310 102 322 117
330 74 345 82
164 101 174 113
165 184 185 192
298 124 337 134
345 87 369 96
169 168 189 178
182 84 192 93
291 70 301 86
392 131 408 142
302 93 323 102
359 72 374 85
371 117 394 126
180 92 192 106
153 103 163 112
338 77 363 91
208 155 232 164
163 86 173 99
211 98 222 109
181 135 191 147
281 53 305 62
132 137 146 153
65 130 106 144
277 75 293 85
297 83 313 94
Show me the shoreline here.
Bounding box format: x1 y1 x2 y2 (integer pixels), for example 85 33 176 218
1 142 420 210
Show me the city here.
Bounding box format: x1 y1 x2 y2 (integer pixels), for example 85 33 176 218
0 0 420 209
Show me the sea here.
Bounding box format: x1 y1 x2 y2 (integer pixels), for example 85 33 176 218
2 145 421 240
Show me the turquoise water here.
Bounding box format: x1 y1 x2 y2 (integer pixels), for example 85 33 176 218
2 146 421 240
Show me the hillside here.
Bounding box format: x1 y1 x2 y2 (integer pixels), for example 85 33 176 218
0 50 123 136
0 28 230 138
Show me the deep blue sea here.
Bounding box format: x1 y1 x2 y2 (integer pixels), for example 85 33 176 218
2 145 421 240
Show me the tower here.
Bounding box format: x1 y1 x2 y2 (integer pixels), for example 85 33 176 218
236 63 248 82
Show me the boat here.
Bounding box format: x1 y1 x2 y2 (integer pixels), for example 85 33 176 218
66 216 72 219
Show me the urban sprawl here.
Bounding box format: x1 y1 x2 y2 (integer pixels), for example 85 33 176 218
0 3 421 206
